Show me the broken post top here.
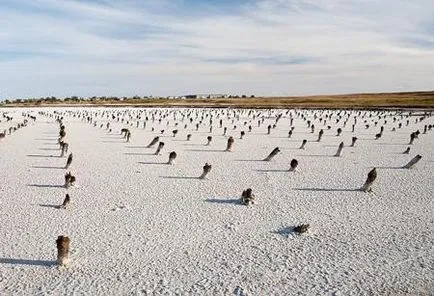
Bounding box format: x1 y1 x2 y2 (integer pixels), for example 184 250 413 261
367 168 377 182
56 235 70 247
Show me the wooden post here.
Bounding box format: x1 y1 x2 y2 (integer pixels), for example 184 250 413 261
289 159 298 172
60 194 70 209
65 153 73 169
225 136 234 152
263 147 280 161
316 129 324 142
147 136 159 148
56 236 71 266
241 188 255 205
350 136 358 147
206 136 212 146
154 142 165 155
199 163 212 179
334 142 344 157
167 151 177 165
402 155 422 169
360 168 377 192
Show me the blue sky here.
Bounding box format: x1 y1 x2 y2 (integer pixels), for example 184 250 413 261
0 0 434 99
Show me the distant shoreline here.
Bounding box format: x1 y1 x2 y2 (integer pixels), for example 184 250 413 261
2 91 433 109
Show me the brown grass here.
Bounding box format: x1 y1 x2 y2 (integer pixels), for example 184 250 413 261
2 91 434 109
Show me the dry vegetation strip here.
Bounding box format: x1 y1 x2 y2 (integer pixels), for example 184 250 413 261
3 91 434 109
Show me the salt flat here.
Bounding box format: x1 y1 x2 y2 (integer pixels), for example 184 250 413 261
0 107 433 295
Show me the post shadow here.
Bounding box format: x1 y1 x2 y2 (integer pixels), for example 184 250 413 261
26 154 61 158
125 146 147 149
39 204 61 209
32 166 65 169
293 187 359 192
295 155 334 158
101 140 124 143
272 226 297 237
27 184 65 188
182 143 208 147
255 169 290 173
374 143 406 146
0 258 56 267
185 149 225 152
38 148 60 151
138 161 167 165
375 166 402 169
160 176 199 180
204 198 241 205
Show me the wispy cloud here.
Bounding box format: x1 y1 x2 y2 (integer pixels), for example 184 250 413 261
203 56 314 65
0 0 433 99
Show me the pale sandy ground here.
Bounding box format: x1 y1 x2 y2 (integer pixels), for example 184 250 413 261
0 107 433 295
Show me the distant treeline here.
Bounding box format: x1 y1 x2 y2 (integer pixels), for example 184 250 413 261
0 94 255 105
2 95 156 105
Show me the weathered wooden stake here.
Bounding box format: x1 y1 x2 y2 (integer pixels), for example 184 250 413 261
293 224 310 234
126 131 131 142
65 153 73 169
350 136 358 147
225 136 234 152
64 172 76 188
206 136 212 146
167 151 177 165
402 154 422 169
154 142 165 155
199 163 212 179
360 168 377 192
146 136 159 148
241 188 255 205
60 142 69 157
263 147 280 161
409 132 416 145
334 142 344 157
316 129 324 142
60 194 70 209
289 159 298 172
56 235 71 266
